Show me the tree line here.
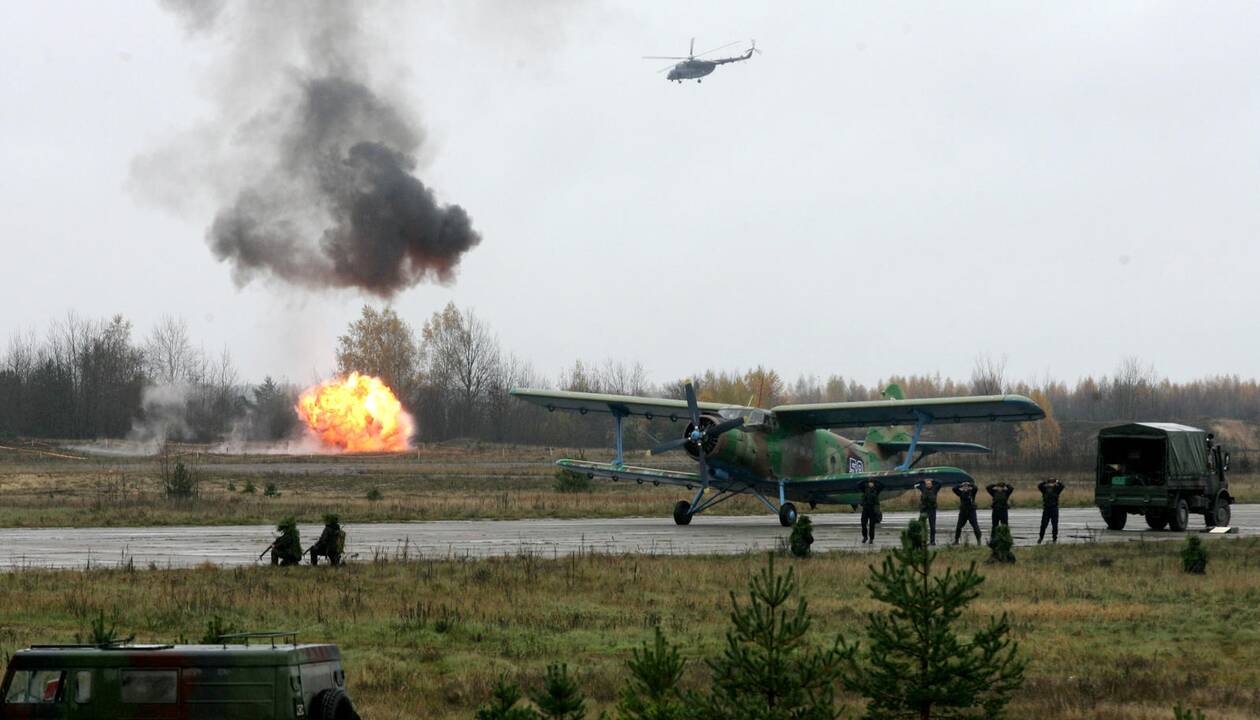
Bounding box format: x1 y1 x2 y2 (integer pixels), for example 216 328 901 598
3 306 1258 469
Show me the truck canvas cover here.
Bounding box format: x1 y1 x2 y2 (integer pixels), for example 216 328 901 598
1097 422 1208 479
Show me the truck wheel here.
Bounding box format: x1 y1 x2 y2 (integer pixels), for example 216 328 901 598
1168 498 1189 532
1144 511 1167 531
1102 507 1127 531
1212 498 1231 528
313 688 360 720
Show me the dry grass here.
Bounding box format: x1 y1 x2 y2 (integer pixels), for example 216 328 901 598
2 539 1258 718
1 443 1257 528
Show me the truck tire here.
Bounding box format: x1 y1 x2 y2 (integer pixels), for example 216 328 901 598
313 688 360 720
1211 496 1231 528
1102 507 1127 531
1144 511 1167 531
1168 498 1190 532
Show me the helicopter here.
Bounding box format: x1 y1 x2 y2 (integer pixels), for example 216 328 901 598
644 38 759 83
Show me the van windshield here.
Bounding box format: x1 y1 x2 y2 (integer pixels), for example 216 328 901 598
4 669 66 704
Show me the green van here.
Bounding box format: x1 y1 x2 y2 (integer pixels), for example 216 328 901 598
1 634 359 720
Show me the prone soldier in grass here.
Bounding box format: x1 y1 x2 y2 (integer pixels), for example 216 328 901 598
953 480 982 545
859 478 884 545
268 516 302 567
309 513 346 566
986 480 1015 533
913 478 941 545
1037 477 1065 543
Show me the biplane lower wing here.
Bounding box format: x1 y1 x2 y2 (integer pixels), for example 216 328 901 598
558 459 973 509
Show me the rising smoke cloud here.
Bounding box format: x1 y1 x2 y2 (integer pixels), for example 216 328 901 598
138 0 481 297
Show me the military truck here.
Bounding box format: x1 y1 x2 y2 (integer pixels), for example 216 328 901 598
1 633 359 720
1095 422 1232 531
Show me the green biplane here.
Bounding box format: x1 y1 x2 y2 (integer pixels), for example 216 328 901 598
511 382 1044 526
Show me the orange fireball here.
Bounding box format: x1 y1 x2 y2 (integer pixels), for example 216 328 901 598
296 373 414 452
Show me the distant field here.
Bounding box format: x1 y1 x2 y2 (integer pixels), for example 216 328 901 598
0 441 1255 528
0 538 1257 719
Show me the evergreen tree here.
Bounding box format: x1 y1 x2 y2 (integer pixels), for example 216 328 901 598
616 626 689 720
702 556 846 720
476 677 540 720
531 664 586 720
840 520 1024 719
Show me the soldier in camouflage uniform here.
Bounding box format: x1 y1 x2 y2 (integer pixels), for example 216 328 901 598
953 480 982 545
1037 477 1065 544
269 516 302 566
913 478 941 545
309 513 346 566
859 478 883 545
986 481 1015 533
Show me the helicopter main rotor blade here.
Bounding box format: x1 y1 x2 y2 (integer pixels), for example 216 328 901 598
695 40 741 58
642 55 687 60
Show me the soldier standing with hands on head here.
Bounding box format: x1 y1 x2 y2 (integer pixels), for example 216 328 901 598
953 480 982 545
913 478 941 545
859 478 883 545
1037 477 1065 543
986 480 1015 534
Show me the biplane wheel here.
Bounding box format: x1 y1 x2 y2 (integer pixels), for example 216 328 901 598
779 502 798 527
673 500 693 526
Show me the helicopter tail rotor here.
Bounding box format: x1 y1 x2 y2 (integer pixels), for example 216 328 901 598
689 37 695 58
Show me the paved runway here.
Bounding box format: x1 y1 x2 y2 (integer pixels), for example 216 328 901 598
1 505 1253 570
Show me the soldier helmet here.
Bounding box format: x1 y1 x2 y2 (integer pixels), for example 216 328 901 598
322 512 340 526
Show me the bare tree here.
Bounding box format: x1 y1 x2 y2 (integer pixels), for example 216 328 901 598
420 302 502 438
970 353 1008 395
144 316 201 385
1111 356 1157 420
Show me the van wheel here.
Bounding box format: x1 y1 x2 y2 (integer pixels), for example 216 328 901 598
1102 507 1127 530
313 688 360 720
1168 498 1190 532
1144 511 1167 531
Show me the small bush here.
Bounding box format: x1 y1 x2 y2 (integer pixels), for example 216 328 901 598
77 610 126 645
366 487 384 502
553 469 592 494
201 615 238 644
242 480 257 494
263 482 280 498
227 480 236 492
789 515 815 558
1181 536 1207 574
1174 704 1207 720
163 461 199 499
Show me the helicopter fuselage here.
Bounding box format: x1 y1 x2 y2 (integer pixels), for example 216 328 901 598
667 60 716 82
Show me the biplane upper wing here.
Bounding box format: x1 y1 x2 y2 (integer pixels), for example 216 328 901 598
511 388 754 420
771 394 1044 430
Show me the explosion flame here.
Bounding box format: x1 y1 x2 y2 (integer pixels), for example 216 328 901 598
296 373 414 452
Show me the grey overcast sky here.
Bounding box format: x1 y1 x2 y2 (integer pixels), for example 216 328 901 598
2 1 1258 389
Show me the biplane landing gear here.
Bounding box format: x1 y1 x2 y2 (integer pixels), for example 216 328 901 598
778 502 798 527
673 500 693 526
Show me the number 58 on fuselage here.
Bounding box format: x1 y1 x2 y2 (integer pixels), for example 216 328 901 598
511 382 1044 526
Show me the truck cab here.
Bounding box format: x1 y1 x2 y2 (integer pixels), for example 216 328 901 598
1095 422 1232 532
1 634 359 720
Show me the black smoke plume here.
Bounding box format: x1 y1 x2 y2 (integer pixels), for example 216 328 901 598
145 1 481 297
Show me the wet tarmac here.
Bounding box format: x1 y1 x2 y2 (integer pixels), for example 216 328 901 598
2 505 1254 570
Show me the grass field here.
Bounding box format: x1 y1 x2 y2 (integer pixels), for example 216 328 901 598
1 538 1257 719
0 441 1256 528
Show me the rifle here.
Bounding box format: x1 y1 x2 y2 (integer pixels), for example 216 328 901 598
258 539 277 561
